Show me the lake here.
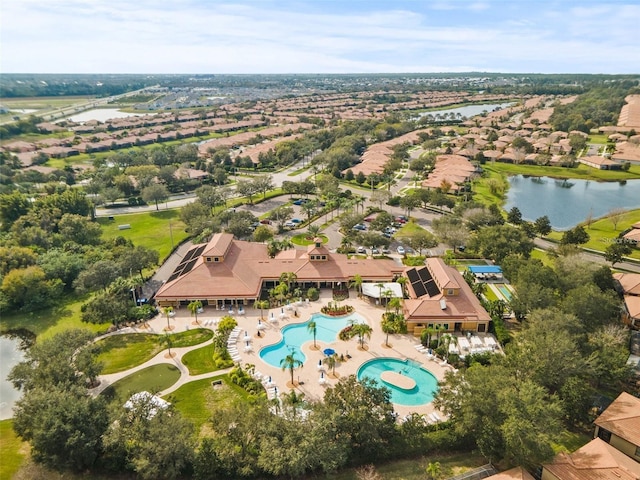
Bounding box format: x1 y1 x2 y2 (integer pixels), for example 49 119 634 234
0 336 26 419
66 108 145 123
417 102 514 120
504 175 640 230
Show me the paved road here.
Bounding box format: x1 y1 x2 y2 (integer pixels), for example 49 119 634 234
534 237 640 273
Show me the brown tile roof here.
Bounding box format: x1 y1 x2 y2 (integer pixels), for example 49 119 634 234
594 392 640 447
403 259 490 323
155 236 403 301
202 233 234 257
614 273 640 296
486 467 535 480
544 438 640 480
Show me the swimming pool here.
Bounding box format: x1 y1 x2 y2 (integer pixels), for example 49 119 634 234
357 358 438 406
259 312 366 368
496 284 513 301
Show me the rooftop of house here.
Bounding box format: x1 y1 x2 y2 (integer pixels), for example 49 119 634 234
594 392 640 447
614 273 640 296
485 467 535 480
544 438 640 480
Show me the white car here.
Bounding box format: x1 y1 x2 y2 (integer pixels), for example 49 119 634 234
397 246 405 255
357 246 366 254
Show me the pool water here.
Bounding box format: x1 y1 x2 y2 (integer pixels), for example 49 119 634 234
357 358 438 406
496 284 513 301
259 312 365 368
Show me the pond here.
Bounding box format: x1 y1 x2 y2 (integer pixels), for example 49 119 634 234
66 108 146 123
0 334 30 419
416 102 514 121
504 175 640 230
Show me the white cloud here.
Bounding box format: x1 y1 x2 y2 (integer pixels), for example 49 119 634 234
1 0 638 73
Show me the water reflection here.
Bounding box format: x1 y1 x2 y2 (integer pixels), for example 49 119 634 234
504 175 640 230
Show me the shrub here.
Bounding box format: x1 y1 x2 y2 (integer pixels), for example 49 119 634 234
306 287 319 301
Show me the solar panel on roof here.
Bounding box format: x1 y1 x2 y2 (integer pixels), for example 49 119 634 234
412 282 427 297
407 269 420 283
166 271 181 283
181 258 198 275
425 280 440 297
182 247 199 263
417 267 433 283
193 245 206 257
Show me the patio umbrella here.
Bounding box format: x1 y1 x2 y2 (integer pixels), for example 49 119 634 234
323 348 335 356
317 359 324 370
257 320 266 331
244 330 249 339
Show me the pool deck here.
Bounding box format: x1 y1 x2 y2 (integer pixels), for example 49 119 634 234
124 290 458 420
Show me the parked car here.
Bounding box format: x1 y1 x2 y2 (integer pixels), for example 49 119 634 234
382 232 391 238
353 223 366 231
357 246 366 253
250 222 260 229
397 246 405 255
371 248 379 255
284 221 297 228
291 218 302 223
292 199 308 205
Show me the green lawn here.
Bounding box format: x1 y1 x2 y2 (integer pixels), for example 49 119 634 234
546 208 640 260
484 162 640 181
291 233 329 246
531 248 555 267
0 419 26 480
551 429 591 454
101 363 181 405
326 451 487 480
0 294 110 342
164 375 230 431
95 329 213 374
97 210 188 261
181 343 219 375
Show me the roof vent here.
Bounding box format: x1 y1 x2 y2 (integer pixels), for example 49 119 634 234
440 299 447 310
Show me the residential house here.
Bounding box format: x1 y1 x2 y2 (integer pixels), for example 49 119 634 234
593 392 640 462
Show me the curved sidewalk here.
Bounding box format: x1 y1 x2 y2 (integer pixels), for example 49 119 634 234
89 335 232 398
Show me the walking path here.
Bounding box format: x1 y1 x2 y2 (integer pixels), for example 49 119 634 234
88 291 472 420
89 328 232 398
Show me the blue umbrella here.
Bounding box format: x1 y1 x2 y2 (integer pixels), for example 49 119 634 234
323 348 335 356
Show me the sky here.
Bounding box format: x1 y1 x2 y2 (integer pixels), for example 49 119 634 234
2 0 639 75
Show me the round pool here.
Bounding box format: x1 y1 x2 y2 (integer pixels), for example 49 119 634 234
259 312 366 368
357 358 438 406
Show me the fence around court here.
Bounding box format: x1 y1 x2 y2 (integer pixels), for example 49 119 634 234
445 464 497 480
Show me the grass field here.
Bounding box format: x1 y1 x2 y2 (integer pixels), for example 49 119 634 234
97 209 188 261
0 419 26 480
101 363 181 405
531 248 555 266
181 343 219 375
484 162 640 181
546 208 640 260
291 233 328 246
0 294 109 342
95 329 213 374
164 375 230 432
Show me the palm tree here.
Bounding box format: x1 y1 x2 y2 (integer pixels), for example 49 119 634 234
375 282 384 304
383 289 394 311
426 461 442 480
162 306 174 331
388 297 402 314
162 333 173 357
395 276 407 298
323 353 337 377
279 271 298 293
187 300 203 325
351 322 373 349
254 299 269 319
280 352 303 386
307 224 321 238
422 326 436 349
349 274 363 298
307 320 317 349
381 315 398 347
441 334 458 361
282 390 305 419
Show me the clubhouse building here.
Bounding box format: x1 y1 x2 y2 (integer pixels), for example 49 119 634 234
155 233 490 336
